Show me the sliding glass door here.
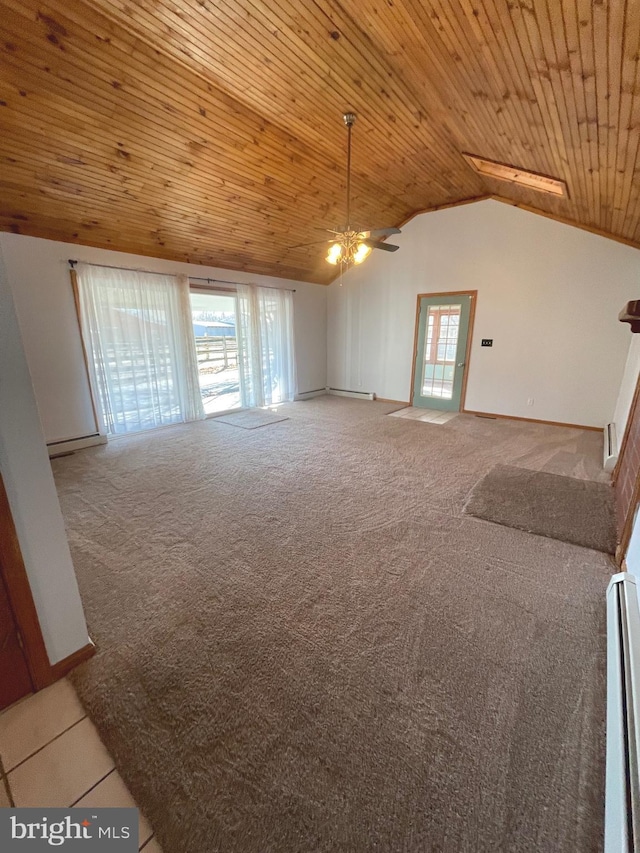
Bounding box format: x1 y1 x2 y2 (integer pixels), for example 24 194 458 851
189 290 241 415
77 264 295 435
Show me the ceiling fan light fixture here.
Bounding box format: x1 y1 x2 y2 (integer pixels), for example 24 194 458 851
353 242 371 264
327 242 343 265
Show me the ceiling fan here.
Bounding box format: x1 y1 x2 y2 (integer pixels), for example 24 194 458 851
291 112 401 268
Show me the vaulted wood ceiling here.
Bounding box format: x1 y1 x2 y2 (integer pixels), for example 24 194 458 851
1 0 639 284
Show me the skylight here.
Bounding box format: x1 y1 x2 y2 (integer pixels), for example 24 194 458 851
463 154 567 197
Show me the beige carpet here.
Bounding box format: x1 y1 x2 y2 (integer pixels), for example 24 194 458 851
212 408 289 429
464 464 616 554
52 398 612 853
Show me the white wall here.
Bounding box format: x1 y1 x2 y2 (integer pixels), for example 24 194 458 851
328 199 640 427
0 243 90 664
0 233 327 443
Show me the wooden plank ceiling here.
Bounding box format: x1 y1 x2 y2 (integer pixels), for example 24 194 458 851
1 0 639 284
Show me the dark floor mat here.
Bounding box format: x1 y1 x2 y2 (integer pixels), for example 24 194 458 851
464 464 616 554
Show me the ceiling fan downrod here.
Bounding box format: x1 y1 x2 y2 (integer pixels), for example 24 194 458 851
343 112 356 231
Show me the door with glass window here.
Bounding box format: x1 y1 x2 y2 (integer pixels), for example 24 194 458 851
412 293 474 412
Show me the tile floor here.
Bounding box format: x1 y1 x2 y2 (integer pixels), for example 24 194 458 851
0 679 161 852
388 405 458 424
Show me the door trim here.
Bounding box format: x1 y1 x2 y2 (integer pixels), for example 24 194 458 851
0 473 54 691
409 291 477 409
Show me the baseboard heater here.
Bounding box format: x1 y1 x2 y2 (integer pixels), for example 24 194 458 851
47 433 107 457
604 422 618 472
326 387 375 401
294 388 327 401
606 572 640 852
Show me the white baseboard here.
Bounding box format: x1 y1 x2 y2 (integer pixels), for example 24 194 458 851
47 434 107 457
294 389 327 401
326 387 375 401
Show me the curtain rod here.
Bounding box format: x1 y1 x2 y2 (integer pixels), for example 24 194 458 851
67 260 296 292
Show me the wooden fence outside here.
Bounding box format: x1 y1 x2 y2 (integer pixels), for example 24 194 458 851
195 336 238 370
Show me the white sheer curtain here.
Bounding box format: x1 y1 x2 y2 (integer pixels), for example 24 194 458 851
236 284 296 407
76 264 204 435
175 273 204 420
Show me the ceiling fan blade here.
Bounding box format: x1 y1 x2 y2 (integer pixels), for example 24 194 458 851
365 227 402 238
363 239 400 253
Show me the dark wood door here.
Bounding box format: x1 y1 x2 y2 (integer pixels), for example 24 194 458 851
0 471 53 710
0 569 33 709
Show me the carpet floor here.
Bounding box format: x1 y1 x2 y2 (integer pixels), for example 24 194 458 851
212 408 290 429
52 398 612 853
464 464 616 554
